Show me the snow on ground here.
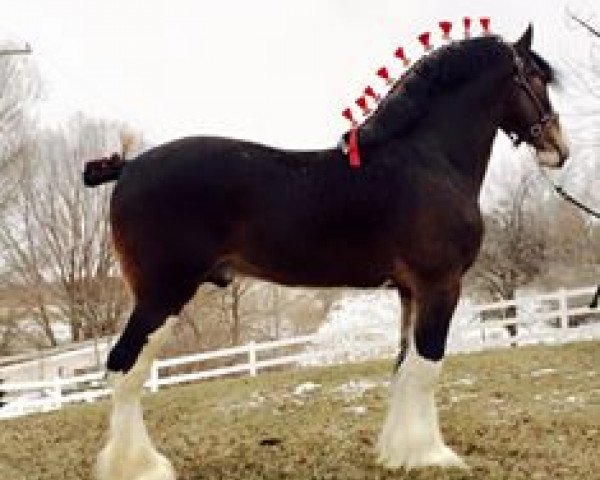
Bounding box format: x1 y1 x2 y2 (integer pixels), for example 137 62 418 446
343 405 367 415
301 291 481 365
301 291 400 366
530 368 557 377
293 382 321 396
333 380 379 400
301 290 600 366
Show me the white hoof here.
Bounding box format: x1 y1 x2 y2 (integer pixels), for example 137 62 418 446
376 350 468 471
96 318 178 480
95 398 177 480
95 442 176 480
377 438 467 470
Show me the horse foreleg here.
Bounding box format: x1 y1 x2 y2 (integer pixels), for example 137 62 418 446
96 317 177 480
377 280 466 470
393 288 413 373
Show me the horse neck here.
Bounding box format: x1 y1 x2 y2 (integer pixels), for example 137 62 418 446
415 67 512 196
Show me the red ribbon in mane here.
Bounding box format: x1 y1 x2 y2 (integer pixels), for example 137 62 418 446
348 128 361 168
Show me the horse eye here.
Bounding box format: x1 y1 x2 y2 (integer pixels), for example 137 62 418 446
531 76 546 90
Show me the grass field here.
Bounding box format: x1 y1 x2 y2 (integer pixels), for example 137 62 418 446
1 341 599 480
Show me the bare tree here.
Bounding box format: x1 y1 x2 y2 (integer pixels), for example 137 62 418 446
173 279 342 357
469 173 548 302
465 11 600 304
561 10 600 280
559 11 600 217
0 41 39 208
0 115 132 348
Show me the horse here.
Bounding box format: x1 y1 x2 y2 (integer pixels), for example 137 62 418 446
85 25 568 479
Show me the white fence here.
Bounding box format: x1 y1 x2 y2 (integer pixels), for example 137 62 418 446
462 286 600 349
0 335 315 420
1 285 599 420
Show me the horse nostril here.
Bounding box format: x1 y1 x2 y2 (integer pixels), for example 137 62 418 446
559 146 570 163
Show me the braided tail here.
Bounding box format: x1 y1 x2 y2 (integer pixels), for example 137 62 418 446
83 153 124 187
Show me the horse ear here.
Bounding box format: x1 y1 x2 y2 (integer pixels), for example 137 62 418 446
515 24 533 51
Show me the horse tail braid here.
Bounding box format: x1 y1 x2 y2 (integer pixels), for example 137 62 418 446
83 153 124 187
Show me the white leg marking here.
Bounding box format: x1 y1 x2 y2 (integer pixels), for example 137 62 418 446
96 318 177 480
377 347 466 470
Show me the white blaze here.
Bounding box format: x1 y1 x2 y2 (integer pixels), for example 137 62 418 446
536 122 569 168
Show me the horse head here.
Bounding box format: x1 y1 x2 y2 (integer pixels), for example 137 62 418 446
500 24 569 168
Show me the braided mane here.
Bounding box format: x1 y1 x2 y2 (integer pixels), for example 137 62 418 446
359 35 513 141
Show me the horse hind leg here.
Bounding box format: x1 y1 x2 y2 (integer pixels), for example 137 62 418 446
99 270 203 480
107 269 202 373
96 317 177 480
106 301 169 374
377 278 467 470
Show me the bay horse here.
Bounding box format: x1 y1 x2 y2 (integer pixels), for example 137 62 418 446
86 25 568 479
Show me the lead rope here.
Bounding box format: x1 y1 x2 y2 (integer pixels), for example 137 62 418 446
538 168 600 219
538 168 600 308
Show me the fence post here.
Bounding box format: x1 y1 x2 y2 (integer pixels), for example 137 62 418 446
248 341 257 376
558 288 569 334
149 361 159 393
16 395 25 417
52 376 63 410
480 317 486 347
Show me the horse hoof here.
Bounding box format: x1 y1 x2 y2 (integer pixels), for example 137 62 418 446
95 448 176 480
377 442 468 471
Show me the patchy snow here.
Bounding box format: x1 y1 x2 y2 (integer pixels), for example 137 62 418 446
451 377 477 387
300 292 481 366
301 291 399 366
343 405 367 415
449 393 479 404
530 368 557 377
300 290 600 367
293 382 321 396
333 380 378 400
224 391 266 412
248 391 266 406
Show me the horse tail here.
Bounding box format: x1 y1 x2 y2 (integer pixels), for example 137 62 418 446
83 153 125 187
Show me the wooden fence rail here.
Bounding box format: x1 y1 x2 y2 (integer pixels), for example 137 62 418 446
1 286 599 420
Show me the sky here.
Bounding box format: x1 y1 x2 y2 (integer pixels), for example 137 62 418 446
0 0 599 207
0 0 593 143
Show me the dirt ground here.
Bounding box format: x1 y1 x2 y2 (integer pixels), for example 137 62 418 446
1 341 599 480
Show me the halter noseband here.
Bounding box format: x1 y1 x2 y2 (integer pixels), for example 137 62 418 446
508 48 557 147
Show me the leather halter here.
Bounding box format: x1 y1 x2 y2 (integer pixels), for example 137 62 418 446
508 48 557 147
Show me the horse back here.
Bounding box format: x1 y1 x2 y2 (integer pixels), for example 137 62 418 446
109 136 481 288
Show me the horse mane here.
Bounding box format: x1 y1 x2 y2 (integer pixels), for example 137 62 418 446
359 35 514 143
528 50 556 83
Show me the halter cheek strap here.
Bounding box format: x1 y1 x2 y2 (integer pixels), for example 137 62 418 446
509 49 557 146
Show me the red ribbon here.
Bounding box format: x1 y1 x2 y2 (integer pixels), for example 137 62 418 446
342 107 358 127
463 16 472 37
480 17 491 35
364 85 381 102
348 128 360 168
376 66 395 85
394 46 410 67
439 21 452 39
418 32 432 51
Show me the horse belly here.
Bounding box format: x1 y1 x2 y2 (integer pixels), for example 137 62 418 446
234 234 393 288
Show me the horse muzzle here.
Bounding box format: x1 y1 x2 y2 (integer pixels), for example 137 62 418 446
535 122 569 168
